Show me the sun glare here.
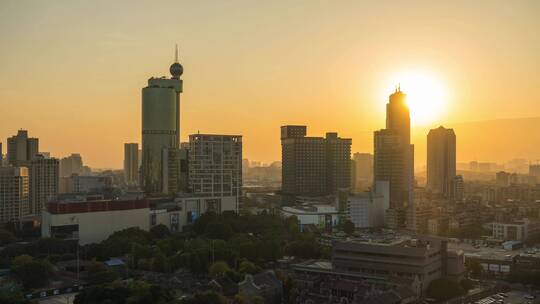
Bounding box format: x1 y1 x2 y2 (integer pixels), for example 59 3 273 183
385 70 447 126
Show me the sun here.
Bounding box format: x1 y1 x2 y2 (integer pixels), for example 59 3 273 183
385 70 447 126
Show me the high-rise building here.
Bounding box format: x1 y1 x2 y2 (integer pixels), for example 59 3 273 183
352 152 373 192
124 143 139 185
374 88 414 230
141 47 183 194
453 175 464 202
281 126 351 196
29 155 59 215
0 167 29 224
496 171 511 187
426 126 456 199
529 164 540 182
0 142 3 164
188 134 242 212
7 130 39 166
59 153 84 177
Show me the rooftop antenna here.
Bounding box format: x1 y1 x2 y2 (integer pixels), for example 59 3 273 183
175 44 179 63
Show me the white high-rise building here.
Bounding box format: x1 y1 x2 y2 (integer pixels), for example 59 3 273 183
29 155 59 215
188 134 242 213
0 167 29 224
141 47 183 194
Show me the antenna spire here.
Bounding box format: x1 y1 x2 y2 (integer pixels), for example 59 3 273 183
175 44 179 63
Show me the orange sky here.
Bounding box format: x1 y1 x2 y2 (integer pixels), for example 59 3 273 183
1 1 539 169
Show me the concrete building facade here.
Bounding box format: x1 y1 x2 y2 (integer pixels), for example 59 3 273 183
29 155 59 215
188 134 242 212
42 198 150 245
141 49 183 194
7 130 39 166
426 126 456 198
124 143 139 186
0 167 29 224
281 125 351 196
374 88 415 230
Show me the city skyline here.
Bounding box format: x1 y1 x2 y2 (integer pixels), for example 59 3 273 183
1 1 540 168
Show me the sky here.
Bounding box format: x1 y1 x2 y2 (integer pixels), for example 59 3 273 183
1 0 539 169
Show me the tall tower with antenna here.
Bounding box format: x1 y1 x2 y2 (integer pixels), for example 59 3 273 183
141 46 184 194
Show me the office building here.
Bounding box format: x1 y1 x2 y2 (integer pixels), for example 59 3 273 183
150 194 238 232
426 126 456 198
29 155 59 215
352 152 373 192
453 175 464 202
0 167 29 224
529 164 540 182
345 183 389 228
124 143 139 185
332 236 453 293
42 197 149 245
374 87 414 230
496 171 511 187
59 153 84 177
280 204 339 231
7 130 39 166
281 125 351 196
188 134 242 212
141 47 183 194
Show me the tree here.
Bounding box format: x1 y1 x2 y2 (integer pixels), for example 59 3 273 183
0 229 16 246
181 291 228 304
87 261 118 285
238 260 261 275
342 220 355 235
465 259 483 277
11 255 53 289
74 281 174 304
209 261 230 276
150 224 171 240
0 289 29 304
427 277 465 301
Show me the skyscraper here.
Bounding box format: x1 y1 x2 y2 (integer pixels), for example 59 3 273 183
188 134 242 213
29 155 59 215
374 88 414 230
426 126 456 199
141 47 183 194
124 143 139 185
0 167 29 224
281 125 351 196
7 130 39 166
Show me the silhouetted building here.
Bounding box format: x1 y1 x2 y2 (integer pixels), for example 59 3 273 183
188 134 242 213
29 155 59 215
141 47 183 194
496 171 511 187
0 167 29 224
124 143 139 185
374 88 414 230
281 125 351 196
7 130 39 166
426 126 456 199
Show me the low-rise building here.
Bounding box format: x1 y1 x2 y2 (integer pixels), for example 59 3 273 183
149 195 237 232
345 192 387 228
492 218 540 241
41 197 149 245
280 204 340 231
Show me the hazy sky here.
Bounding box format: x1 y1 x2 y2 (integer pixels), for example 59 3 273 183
1 0 539 168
